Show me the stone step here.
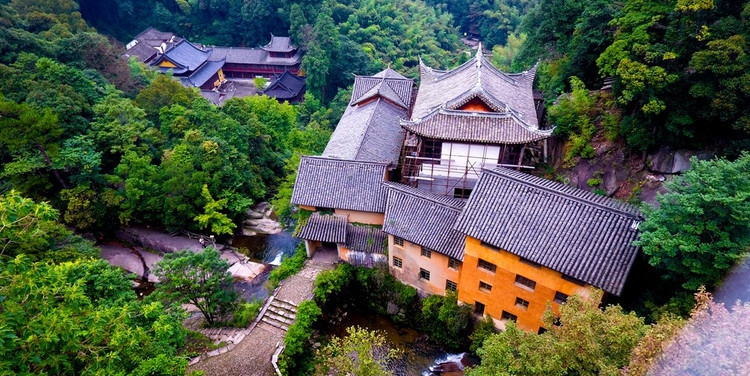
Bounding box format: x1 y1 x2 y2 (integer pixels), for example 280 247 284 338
272 298 298 309
261 317 289 331
263 310 295 326
266 306 297 320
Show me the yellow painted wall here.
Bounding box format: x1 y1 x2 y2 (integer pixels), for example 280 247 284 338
218 68 225 82
334 209 384 225
299 205 316 211
457 236 592 332
388 235 461 296
158 60 176 68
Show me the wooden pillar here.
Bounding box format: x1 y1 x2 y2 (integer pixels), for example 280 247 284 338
517 145 527 171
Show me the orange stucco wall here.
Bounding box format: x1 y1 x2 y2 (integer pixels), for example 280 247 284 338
334 209 384 225
457 237 592 332
459 98 493 112
388 235 462 296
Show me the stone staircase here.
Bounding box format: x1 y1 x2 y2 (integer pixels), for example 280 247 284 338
260 298 298 331
200 325 250 347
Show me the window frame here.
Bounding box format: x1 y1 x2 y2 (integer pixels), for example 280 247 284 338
393 236 404 247
479 281 493 292
392 256 403 269
419 268 431 281
554 291 569 304
514 274 536 291
515 297 530 310
420 247 432 258
445 280 457 292
501 310 518 322
448 258 460 270
477 258 497 273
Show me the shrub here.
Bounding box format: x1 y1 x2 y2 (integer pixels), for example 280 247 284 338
314 263 354 307
420 292 474 350
470 315 497 353
233 299 262 327
280 300 322 375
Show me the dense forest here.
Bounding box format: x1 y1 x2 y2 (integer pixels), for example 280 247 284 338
1 0 750 374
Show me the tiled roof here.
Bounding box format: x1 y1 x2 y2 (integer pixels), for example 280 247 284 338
262 35 296 53
295 213 347 243
413 47 539 129
454 167 642 295
382 182 466 260
156 40 211 73
291 156 388 213
263 71 306 100
210 47 301 66
131 27 178 47
183 59 224 87
350 72 413 109
346 225 388 254
124 42 158 63
401 109 552 144
323 98 408 166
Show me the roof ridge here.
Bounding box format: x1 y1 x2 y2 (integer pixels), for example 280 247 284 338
383 182 464 210
302 155 389 167
486 168 641 218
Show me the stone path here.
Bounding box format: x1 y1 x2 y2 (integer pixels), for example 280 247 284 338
188 249 337 376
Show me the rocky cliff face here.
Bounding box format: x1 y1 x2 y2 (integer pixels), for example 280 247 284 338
548 135 713 206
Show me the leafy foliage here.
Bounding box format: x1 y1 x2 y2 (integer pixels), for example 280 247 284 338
420 292 474 350
280 300 323 376
0 255 188 375
316 326 401 376
636 154 750 291
152 248 239 326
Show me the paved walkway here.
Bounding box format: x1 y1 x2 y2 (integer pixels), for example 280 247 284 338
188 249 337 376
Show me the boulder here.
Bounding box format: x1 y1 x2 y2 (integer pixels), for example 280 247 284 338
648 148 713 174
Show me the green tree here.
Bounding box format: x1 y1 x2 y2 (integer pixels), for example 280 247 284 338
316 326 401 376
194 184 235 236
467 290 648 376
0 255 188 375
636 153 750 291
421 292 474 350
152 248 238 326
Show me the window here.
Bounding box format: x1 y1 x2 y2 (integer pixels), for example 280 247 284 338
421 247 432 258
454 188 473 199
480 241 500 251
538 327 548 334
554 291 569 304
419 268 431 281
448 258 460 270
477 258 497 273
519 257 542 268
515 297 530 310
393 237 404 247
479 281 492 292
475 301 485 316
392 256 403 269
562 274 585 286
445 280 457 292
515 275 536 291
501 311 518 322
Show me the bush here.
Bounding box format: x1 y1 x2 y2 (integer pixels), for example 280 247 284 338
470 315 497 353
420 292 474 350
314 262 355 307
280 300 322 376
233 299 262 327
267 243 307 290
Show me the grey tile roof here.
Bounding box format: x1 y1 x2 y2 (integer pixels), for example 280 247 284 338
401 109 552 144
350 71 413 109
156 40 212 73
210 47 301 66
131 27 178 47
184 59 224 87
346 225 388 254
263 71 306 100
295 213 347 243
322 98 408 165
291 156 388 213
262 35 296 53
382 182 466 260
413 48 539 129
125 42 158 63
453 167 642 295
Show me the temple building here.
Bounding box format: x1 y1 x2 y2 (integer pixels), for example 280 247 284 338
291 52 642 332
124 28 304 102
400 47 551 198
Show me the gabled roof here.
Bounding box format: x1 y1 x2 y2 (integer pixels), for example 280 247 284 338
350 73 413 109
323 98 408 166
382 182 466 260
413 47 539 129
346 225 387 254
263 71 306 100
291 157 388 213
295 213 348 243
182 59 224 87
262 35 297 53
401 108 552 144
130 27 178 48
210 47 301 66
454 168 642 295
154 40 211 74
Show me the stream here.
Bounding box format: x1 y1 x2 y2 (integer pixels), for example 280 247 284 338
231 230 300 302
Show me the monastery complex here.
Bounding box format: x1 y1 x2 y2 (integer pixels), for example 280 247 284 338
293 48 642 332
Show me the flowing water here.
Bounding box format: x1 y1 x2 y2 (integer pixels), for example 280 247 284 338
231 230 300 301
